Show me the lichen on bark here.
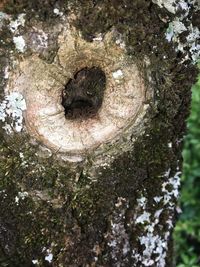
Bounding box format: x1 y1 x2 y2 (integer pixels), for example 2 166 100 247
0 0 199 266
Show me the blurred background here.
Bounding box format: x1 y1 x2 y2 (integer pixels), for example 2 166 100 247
174 66 200 267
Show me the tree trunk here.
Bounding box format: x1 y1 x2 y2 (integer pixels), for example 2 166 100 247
0 1 199 266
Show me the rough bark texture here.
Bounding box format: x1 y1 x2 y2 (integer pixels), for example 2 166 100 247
0 1 199 267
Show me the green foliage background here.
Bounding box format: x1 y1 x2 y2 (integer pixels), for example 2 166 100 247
174 68 200 267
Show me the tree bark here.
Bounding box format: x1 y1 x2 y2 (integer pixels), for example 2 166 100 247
0 1 199 266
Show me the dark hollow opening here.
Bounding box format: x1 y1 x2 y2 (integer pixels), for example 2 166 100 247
62 67 106 120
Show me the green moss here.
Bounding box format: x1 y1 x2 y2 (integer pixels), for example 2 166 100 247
3 0 69 20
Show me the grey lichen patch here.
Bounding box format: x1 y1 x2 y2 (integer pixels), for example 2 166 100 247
0 92 26 133
0 11 10 28
9 13 26 33
130 169 181 267
25 25 61 63
105 197 131 266
0 12 27 53
162 0 200 62
152 0 188 14
13 35 26 52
